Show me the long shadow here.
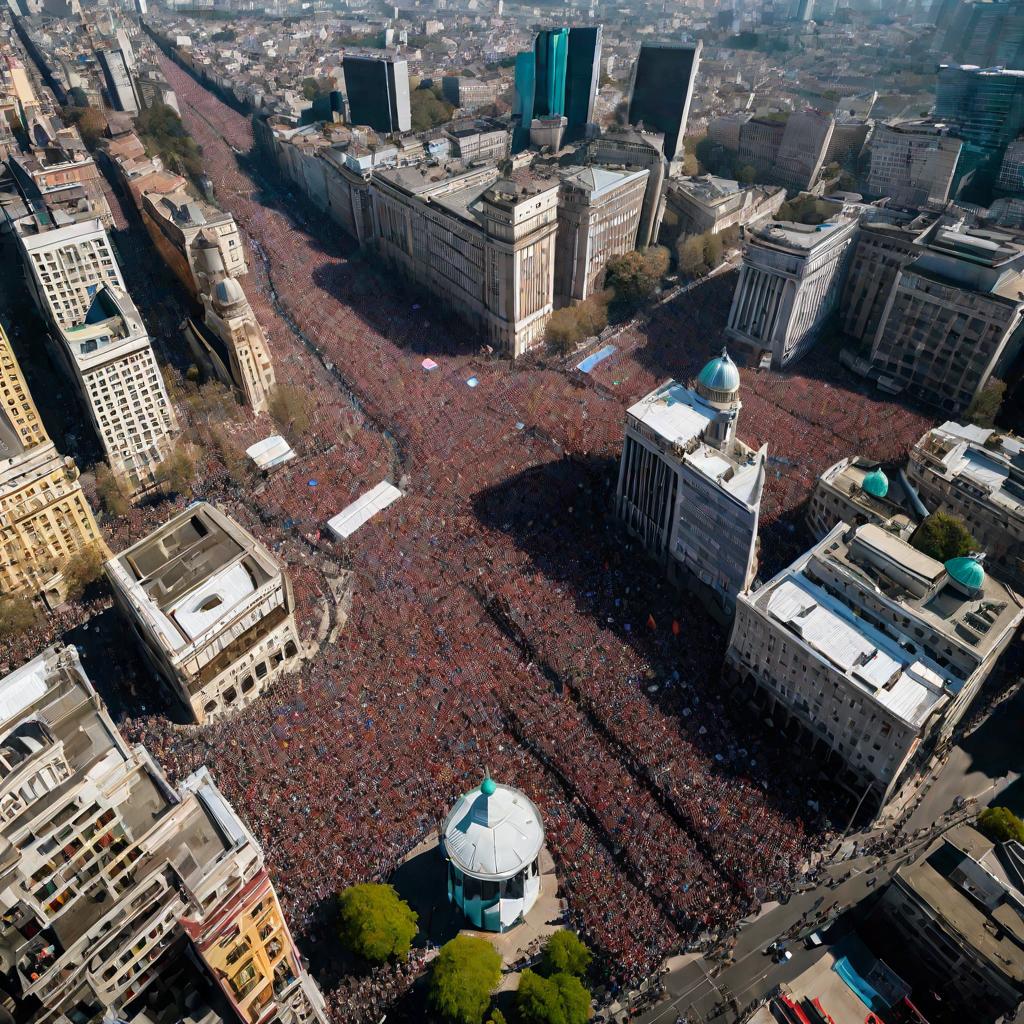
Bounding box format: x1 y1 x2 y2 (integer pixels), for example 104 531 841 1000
471 454 844 833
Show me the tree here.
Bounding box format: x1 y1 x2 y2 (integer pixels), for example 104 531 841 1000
95 464 131 517
428 935 502 1024
410 85 455 132
703 232 724 271
544 292 610 354
485 1011 508 1024
539 932 592 979
61 106 107 148
268 383 313 439
966 378 1006 428
737 164 757 185
0 595 39 642
62 545 105 602
337 883 418 962
515 969 592 1024
136 102 204 179
605 247 669 311
978 806 1024 844
911 512 978 562
156 444 197 497
676 234 707 277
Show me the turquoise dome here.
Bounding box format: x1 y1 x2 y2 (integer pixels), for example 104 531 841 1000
945 555 985 592
697 348 740 394
480 775 497 796
862 467 889 498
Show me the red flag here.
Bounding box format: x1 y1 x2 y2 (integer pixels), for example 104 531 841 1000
672 619 681 637
647 614 657 631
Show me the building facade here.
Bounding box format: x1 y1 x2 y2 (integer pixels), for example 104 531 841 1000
554 165 648 305
726 213 858 367
806 459 913 541
0 322 103 601
627 41 702 164
867 121 963 208
726 522 1023 805
0 644 328 1024
589 126 666 248
907 421 1024 593
105 502 302 724
96 46 139 113
869 225 1024 413
53 286 178 494
370 165 560 358
616 351 766 616
342 53 411 135
660 175 785 246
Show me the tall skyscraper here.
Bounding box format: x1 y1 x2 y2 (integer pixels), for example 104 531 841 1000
564 25 603 142
513 50 535 152
934 64 1024 192
533 28 568 119
627 40 703 163
939 0 1024 69
342 53 411 134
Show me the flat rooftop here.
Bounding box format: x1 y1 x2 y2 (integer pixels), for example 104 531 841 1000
753 217 854 252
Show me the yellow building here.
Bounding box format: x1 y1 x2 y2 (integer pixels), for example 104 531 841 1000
0 322 104 601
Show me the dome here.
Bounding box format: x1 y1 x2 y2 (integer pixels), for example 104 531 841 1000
213 278 246 307
697 348 740 394
861 467 889 498
945 554 985 592
443 776 544 881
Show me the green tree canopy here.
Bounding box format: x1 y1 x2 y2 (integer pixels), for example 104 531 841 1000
605 247 669 311
136 102 204 178
428 935 502 1024
676 234 707 277
539 931 592 978
337 883 418 963
978 806 1024 844
966 378 1006 429
410 85 454 132
544 292 610 354
515 969 592 1024
0 595 39 641
910 512 978 563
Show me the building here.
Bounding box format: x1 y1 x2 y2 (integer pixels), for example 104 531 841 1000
726 212 858 367
440 74 501 110
512 50 535 153
0 644 328 1024
563 26 602 142
0 322 103 602
52 285 177 493
869 225 1024 413
939 0 1024 70
736 115 788 179
442 773 545 932
996 137 1024 194
726 522 1023 805
187 275 276 415
139 180 248 296
554 165 648 305
873 824 1024 1021
660 175 785 247
370 165 560 358
774 109 836 192
867 121 963 209
589 126 666 248
616 351 766 616
533 28 568 121
341 53 410 135
444 117 510 165
627 41 702 164
14 216 125 331
840 216 933 345
96 47 139 113
106 502 302 724
934 65 1024 192
907 421 1024 593
807 459 914 541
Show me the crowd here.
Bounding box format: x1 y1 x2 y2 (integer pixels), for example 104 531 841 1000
41 57 940 1023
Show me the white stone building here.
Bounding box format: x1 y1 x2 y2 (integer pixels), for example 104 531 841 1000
105 502 302 724
806 460 914 541
726 213 858 367
867 121 963 209
616 351 766 616
54 286 178 493
726 522 1023 806
554 165 649 305
907 421 1024 594
442 774 545 932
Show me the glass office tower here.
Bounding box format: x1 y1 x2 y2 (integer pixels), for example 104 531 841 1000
534 28 569 118
564 26 603 142
627 41 702 163
342 53 411 134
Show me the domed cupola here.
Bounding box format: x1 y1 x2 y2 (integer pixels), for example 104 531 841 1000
696 348 741 404
945 553 985 597
861 467 889 499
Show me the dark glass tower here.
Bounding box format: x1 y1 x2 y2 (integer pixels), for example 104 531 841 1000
627 41 702 163
533 28 569 118
564 26 603 142
342 54 411 134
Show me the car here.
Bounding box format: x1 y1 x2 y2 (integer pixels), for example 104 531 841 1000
774 949 793 963
764 942 779 956
805 932 824 949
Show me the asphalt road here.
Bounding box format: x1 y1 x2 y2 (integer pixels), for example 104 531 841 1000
635 683 1024 1024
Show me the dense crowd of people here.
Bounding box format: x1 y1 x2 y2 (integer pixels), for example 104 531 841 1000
13 57 938 1023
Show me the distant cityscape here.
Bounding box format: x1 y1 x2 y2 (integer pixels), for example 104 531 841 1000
0 1 1022 1024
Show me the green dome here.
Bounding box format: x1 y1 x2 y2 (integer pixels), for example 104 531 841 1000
480 775 497 796
945 555 985 592
697 348 740 394
862 467 889 498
